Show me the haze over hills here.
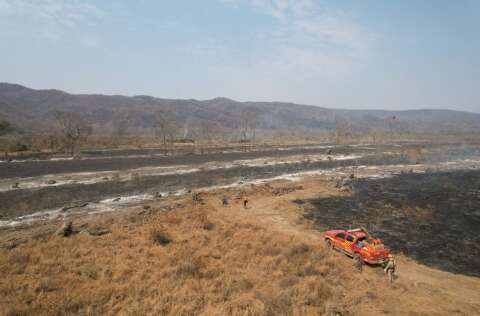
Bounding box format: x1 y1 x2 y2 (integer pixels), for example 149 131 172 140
0 83 479 137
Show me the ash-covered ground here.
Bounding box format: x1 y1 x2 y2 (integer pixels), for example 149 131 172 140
2 139 480 270
302 169 480 277
0 144 397 221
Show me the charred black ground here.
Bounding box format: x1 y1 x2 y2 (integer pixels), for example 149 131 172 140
0 145 365 179
2 143 479 221
0 153 407 218
302 170 480 277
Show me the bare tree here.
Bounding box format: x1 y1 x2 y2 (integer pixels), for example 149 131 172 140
113 116 129 139
0 119 14 160
200 121 214 154
240 109 257 151
383 115 399 142
334 118 351 144
54 111 92 156
250 112 257 148
110 111 131 146
154 111 177 155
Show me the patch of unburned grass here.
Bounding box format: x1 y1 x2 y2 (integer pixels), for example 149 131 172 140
0 197 352 315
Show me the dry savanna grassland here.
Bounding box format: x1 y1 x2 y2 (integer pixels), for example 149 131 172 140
1 178 479 316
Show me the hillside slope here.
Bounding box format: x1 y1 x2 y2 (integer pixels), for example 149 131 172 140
1 178 478 315
1 83 479 136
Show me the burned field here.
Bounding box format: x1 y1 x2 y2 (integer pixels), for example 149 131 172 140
0 152 409 220
1 144 480 315
302 170 480 277
0 144 362 179
1 142 479 231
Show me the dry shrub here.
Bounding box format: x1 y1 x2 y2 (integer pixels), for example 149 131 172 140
7 251 30 265
202 221 215 231
221 276 254 300
175 259 201 278
261 292 293 316
282 242 313 272
163 213 183 225
34 279 58 293
278 276 299 288
287 243 310 257
150 228 172 245
296 263 319 277
219 296 265 316
6 251 30 274
202 266 224 279
192 212 215 230
259 244 282 257
79 270 98 280
291 279 332 308
5 306 29 316
404 205 434 222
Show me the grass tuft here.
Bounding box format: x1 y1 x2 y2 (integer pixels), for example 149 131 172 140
150 228 172 246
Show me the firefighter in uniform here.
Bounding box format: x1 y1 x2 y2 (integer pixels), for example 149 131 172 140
384 254 396 283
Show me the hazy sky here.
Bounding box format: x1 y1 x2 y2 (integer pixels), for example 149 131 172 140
0 0 479 112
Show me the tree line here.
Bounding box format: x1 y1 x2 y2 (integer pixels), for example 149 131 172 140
0 108 260 157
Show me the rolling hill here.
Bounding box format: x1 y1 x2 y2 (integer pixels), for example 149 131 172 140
1 83 479 137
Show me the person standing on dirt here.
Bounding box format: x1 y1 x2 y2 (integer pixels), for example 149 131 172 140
243 196 249 209
222 195 229 206
354 255 363 273
384 254 396 283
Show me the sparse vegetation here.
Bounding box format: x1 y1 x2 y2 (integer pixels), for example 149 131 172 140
1 174 480 315
0 120 14 136
53 111 92 156
154 111 178 155
150 227 172 245
0 193 350 315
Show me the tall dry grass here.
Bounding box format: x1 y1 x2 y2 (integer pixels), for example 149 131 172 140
0 199 353 316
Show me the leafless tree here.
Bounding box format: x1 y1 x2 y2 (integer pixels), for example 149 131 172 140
54 111 92 156
200 121 215 154
154 111 177 154
383 115 399 142
114 116 129 139
240 109 257 151
0 119 15 159
110 111 132 146
334 118 351 144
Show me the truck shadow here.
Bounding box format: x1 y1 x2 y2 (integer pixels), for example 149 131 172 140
300 170 480 277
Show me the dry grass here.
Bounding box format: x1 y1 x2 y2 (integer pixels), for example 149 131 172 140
0 200 348 316
1 180 479 315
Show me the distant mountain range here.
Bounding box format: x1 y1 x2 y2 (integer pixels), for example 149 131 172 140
1 83 479 137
